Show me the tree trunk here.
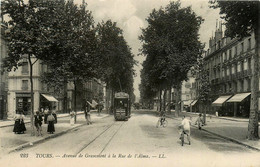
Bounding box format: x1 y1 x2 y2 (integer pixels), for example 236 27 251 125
73 79 77 123
203 101 208 125
159 89 163 113
163 89 167 112
111 88 115 114
248 25 260 140
175 83 182 117
28 54 35 136
167 86 172 114
63 78 68 113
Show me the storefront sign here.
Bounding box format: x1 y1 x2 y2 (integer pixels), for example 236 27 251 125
16 93 31 97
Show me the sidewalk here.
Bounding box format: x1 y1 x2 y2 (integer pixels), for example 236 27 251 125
0 111 110 156
166 111 260 152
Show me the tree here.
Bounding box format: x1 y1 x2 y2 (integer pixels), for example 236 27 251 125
210 0 259 140
1 0 62 135
96 20 136 112
196 58 211 124
139 1 204 116
39 1 98 123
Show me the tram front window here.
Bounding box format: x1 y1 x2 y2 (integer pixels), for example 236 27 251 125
115 99 127 109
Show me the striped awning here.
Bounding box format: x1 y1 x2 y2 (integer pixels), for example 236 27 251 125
227 93 251 102
212 95 232 106
190 100 198 106
41 94 58 102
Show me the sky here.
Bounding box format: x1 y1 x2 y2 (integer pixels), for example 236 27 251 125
74 0 221 99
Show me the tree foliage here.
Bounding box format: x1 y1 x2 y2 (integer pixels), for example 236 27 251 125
96 20 136 96
139 1 204 112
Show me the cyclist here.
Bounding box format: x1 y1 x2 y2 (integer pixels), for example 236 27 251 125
195 113 204 130
159 112 166 126
179 115 191 145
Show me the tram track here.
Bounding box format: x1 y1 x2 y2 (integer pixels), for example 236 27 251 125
75 121 126 156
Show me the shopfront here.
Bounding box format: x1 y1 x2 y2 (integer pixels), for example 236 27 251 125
40 94 58 111
227 92 251 117
212 95 233 116
16 93 31 115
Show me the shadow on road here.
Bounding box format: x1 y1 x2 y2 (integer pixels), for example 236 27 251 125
191 128 252 153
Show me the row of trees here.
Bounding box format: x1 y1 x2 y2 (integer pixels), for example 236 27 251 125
1 0 135 135
140 0 259 140
139 1 204 116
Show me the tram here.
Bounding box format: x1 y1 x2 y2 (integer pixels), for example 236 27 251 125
114 92 131 121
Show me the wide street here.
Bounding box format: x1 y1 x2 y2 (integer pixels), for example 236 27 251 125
2 110 260 167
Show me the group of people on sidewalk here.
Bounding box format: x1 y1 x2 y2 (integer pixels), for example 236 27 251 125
13 107 57 136
13 103 94 136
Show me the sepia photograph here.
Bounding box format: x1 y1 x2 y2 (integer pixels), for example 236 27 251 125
0 0 259 166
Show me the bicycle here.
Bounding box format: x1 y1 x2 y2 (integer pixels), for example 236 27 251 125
156 116 168 128
178 125 190 146
180 129 185 146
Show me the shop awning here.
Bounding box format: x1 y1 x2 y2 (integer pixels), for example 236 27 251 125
183 100 193 106
212 95 232 106
227 93 251 102
41 94 58 102
190 100 198 106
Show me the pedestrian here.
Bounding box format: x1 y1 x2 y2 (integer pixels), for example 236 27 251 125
34 111 43 136
179 115 191 145
195 113 204 130
47 111 55 134
70 109 75 126
44 107 49 124
13 110 26 134
86 104 92 125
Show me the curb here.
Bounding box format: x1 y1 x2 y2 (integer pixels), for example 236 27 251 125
0 113 85 128
7 114 111 154
166 115 260 152
196 126 260 152
8 124 85 154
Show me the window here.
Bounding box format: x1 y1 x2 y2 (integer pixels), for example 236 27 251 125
22 62 29 74
186 95 190 100
235 46 237 56
240 80 244 92
248 79 251 90
243 59 247 70
248 38 251 50
232 65 235 74
237 62 241 72
229 83 232 92
241 42 244 53
22 80 28 90
229 49 232 58
248 58 251 69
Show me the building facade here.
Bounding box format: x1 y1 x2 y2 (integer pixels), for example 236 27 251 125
195 24 256 117
0 20 8 119
7 56 105 118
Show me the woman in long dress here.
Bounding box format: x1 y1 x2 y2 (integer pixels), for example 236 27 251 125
13 110 26 134
47 111 55 134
